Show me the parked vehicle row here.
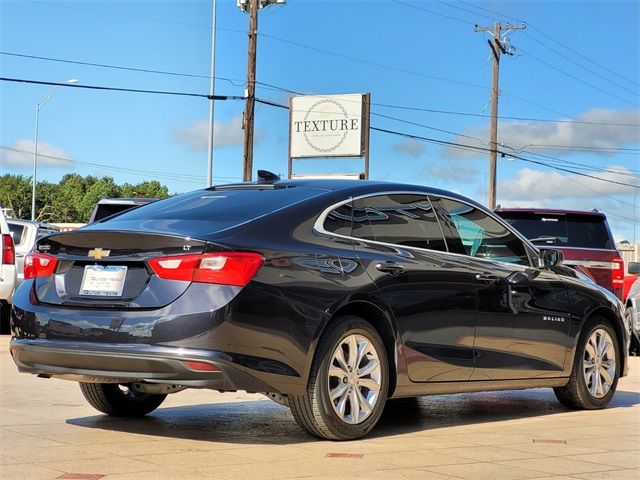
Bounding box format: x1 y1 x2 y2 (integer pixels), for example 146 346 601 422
0 209 17 333
9 179 630 440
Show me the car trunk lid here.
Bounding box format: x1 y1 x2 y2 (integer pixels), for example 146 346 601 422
33 231 207 309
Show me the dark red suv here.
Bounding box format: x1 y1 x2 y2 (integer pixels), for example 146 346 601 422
496 208 624 299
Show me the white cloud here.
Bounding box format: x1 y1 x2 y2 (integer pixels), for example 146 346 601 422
0 140 72 168
445 108 640 158
426 162 478 184
498 166 639 203
172 114 265 151
496 167 639 243
393 138 425 157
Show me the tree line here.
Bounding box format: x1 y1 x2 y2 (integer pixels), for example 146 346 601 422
0 174 170 223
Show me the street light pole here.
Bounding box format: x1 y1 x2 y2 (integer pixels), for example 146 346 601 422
31 79 78 221
206 0 217 188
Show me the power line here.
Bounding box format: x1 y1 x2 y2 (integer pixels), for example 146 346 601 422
392 0 475 26
6 47 638 129
0 51 246 86
255 97 640 190
455 0 639 88
521 32 638 97
0 77 245 100
519 48 639 106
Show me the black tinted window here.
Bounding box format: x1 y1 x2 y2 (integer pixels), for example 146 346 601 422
324 202 353 236
498 213 613 249
8 224 26 246
352 194 447 252
433 197 529 265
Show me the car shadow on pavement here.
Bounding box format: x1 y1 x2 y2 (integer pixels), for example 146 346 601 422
66 388 640 445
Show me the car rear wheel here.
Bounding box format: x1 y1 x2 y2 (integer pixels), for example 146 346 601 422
79 383 167 417
289 315 389 440
554 317 620 409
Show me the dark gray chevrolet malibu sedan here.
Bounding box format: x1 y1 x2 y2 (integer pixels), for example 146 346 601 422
10 179 629 440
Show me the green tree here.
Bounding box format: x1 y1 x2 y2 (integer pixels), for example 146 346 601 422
0 174 172 222
121 180 169 199
0 175 32 218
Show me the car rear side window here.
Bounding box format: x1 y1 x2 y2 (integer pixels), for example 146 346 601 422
498 213 613 249
351 194 447 252
8 224 27 246
324 202 353 236
433 197 529 265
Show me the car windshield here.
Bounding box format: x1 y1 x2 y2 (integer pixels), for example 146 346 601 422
499 213 613 249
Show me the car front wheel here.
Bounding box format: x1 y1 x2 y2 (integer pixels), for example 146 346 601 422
554 317 620 410
289 316 389 440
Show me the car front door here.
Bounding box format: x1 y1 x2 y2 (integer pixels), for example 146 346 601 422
350 193 478 382
431 196 573 380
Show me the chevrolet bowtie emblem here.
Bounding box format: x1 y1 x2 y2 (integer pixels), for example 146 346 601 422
88 248 110 260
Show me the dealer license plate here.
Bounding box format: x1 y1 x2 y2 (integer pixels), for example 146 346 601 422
79 265 128 297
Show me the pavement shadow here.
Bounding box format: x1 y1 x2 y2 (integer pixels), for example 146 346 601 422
67 388 640 445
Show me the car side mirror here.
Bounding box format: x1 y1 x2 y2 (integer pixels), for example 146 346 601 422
629 262 640 275
538 248 564 269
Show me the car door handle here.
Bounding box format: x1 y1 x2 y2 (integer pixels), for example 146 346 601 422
475 273 500 283
375 262 406 275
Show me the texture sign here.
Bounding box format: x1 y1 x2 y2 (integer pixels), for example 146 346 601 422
290 94 366 158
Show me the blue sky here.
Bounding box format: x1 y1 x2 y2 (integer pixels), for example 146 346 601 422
1 0 638 240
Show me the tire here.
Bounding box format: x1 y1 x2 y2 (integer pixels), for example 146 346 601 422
554 316 620 410
289 315 389 440
79 383 166 417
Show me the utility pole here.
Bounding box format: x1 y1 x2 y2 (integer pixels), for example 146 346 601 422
238 0 285 181
243 0 258 182
475 21 525 209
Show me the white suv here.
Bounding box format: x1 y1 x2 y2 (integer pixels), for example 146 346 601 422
1 209 17 334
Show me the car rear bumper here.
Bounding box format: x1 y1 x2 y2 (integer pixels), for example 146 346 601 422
9 338 276 392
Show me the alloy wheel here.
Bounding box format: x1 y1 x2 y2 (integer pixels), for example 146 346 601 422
327 334 382 424
583 328 616 399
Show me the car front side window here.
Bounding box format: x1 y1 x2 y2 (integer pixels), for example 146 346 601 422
432 197 530 265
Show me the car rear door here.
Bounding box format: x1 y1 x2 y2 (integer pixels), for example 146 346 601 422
431 196 573 380
350 193 478 382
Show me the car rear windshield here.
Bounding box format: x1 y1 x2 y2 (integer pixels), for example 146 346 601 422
498 213 613 249
106 186 326 232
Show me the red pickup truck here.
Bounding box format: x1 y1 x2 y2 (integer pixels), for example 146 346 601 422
495 208 625 300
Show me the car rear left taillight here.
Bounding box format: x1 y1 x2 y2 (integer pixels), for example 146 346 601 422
148 252 264 287
24 252 58 279
2 234 15 265
612 255 624 299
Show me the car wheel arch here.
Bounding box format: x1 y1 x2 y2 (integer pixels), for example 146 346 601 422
315 300 400 397
578 306 627 375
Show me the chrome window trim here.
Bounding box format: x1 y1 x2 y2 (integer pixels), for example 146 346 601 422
313 190 539 268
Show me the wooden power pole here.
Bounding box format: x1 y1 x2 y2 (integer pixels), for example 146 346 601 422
243 0 258 182
475 21 525 209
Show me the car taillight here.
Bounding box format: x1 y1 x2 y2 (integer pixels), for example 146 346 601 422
2 234 15 265
24 252 58 280
612 256 624 287
24 252 58 279
612 256 625 300
148 252 264 287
